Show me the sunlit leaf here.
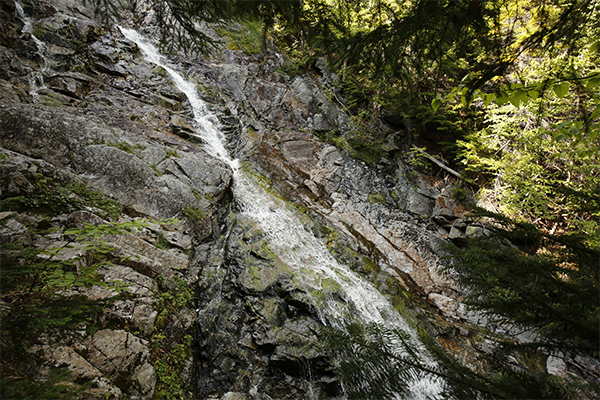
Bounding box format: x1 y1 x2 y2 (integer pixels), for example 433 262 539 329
553 82 569 98
511 89 528 107
483 93 495 106
431 98 441 112
587 77 600 89
495 91 509 106
460 95 469 107
508 96 521 107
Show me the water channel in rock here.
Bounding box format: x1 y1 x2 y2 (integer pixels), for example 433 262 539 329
119 27 446 399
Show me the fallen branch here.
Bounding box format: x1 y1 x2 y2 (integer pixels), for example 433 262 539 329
411 146 462 179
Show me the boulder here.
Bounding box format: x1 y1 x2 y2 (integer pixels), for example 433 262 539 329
86 329 156 398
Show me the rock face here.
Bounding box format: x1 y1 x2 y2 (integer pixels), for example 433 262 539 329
0 1 232 398
3 1 598 399
195 214 338 399
183 36 466 306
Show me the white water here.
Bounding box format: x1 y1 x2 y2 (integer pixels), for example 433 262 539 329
119 27 446 399
14 0 47 99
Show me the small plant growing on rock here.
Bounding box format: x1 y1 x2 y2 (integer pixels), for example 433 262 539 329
181 205 206 221
215 20 264 55
0 216 178 342
0 175 122 219
450 186 468 203
368 193 386 204
165 148 179 158
107 141 146 154
150 276 194 399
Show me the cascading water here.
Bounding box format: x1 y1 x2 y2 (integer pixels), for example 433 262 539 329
14 0 47 99
119 27 446 399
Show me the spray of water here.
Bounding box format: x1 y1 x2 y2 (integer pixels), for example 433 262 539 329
119 27 446 399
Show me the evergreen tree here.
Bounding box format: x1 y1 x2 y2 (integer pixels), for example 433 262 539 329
445 208 599 354
322 322 591 399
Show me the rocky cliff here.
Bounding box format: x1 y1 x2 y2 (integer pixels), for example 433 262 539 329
2 1 596 399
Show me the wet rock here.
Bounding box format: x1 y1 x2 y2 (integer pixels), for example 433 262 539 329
195 213 340 399
45 72 95 99
0 105 233 220
0 9 232 396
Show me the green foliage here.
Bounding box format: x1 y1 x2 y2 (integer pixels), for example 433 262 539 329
406 146 431 170
150 276 194 399
346 133 385 165
154 231 170 250
0 367 90 400
450 187 468 203
275 55 313 76
165 148 179 158
151 334 193 400
0 218 172 355
438 40 600 241
322 322 588 399
215 19 264 55
323 323 435 399
181 205 206 221
315 130 350 151
107 141 146 154
0 175 122 219
445 208 599 353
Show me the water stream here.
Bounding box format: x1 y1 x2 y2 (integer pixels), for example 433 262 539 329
14 0 47 99
119 27 446 399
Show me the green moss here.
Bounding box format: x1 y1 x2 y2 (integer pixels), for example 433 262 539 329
165 148 179 158
215 20 264 55
107 141 146 154
315 130 386 165
181 205 206 221
1 367 90 400
368 193 386 204
38 93 66 107
67 181 123 220
150 164 162 176
151 277 194 399
0 175 122 219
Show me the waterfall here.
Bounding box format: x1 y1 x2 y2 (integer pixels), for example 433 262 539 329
119 27 446 399
14 0 46 99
